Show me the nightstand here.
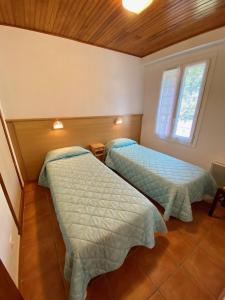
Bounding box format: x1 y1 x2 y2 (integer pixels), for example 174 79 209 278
89 143 105 161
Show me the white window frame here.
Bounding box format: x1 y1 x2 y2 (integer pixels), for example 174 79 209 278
155 59 210 146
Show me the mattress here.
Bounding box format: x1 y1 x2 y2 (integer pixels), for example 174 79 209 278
38 147 166 300
105 143 217 222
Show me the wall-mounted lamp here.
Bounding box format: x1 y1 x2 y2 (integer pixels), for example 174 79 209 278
53 120 64 130
122 0 153 14
114 117 123 125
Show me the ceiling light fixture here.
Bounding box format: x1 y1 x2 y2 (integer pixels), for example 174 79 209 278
122 0 153 14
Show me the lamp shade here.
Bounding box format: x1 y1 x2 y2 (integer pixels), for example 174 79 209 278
114 117 123 125
53 120 64 129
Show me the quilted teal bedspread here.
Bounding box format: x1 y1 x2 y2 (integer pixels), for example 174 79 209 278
39 150 166 300
105 144 217 222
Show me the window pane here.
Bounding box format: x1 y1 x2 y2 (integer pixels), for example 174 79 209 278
173 62 207 142
156 68 180 138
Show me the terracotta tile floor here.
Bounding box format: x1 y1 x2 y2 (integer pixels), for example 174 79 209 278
20 183 225 300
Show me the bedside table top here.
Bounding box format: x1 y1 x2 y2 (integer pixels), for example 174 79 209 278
90 143 105 149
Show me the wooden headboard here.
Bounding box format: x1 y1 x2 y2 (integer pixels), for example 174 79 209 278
7 114 142 182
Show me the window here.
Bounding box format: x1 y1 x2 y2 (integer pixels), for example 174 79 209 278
155 61 208 144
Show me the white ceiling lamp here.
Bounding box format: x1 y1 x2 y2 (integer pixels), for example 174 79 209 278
122 0 153 14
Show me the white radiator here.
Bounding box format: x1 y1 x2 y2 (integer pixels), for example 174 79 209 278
211 161 225 187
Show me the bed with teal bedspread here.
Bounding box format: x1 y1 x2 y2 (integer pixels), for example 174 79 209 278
105 139 217 222
38 146 167 300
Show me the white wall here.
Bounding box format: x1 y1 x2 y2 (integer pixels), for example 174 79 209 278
0 128 20 285
0 101 21 285
0 186 20 285
0 26 143 285
0 120 21 218
141 28 225 170
0 25 224 171
0 26 143 119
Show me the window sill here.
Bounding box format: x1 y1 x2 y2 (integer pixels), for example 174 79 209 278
155 134 197 148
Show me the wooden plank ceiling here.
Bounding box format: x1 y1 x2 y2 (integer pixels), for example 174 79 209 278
0 0 225 57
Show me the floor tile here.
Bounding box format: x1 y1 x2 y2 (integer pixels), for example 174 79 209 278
177 220 212 246
158 230 194 265
106 252 157 300
192 204 215 231
19 183 225 300
166 217 183 232
20 266 66 300
160 267 213 300
218 288 225 300
134 237 177 287
209 203 225 219
167 202 214 246
20 238 58 280
199 229 225 266
24 187 50 206
86 275 114 300
24 182 40 193
23 196 51 222
21 214 54 248
55 240 66 275
148 291 164 300
211 217 225 237
184 247 225 298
